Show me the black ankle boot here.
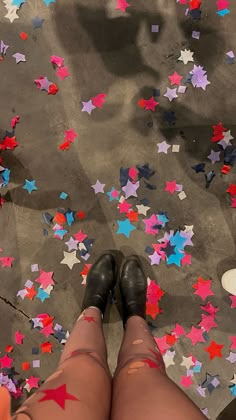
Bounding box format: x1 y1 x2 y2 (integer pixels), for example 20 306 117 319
120 256 147 325
81 253 117 316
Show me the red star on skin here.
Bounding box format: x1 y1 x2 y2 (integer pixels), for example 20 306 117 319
15 331 25 345
198 314 217 332
26 376 40 391
40 342 53 354
129 166 138 180
0 257 14 267
83 316 96 323
180 375 193 389
165 180 177 194
205 340 224 360
39 384 78 409
56 66 70 80
25 286 37 300
186 326 205 345
118 200 131 214
165 334 177 346
146 302 161 320
168 71 183 86
230 295 236 309
40 324 54 337
216 0 230 10
35 270 55 289
115 0 130 13
172 323 186 338
138 98 145 108
192 277 214 301
144 97 159 112
64 129 78 142
231 198 236 208
126 210 139 222
0 354 13 369
142 359 160 368
227 184 236 197
91 93 106 108
154 336 170 354
181 253 192 266
230 336 236 350
73 230 87 242
189 0 201 9
59 140 71 151
200 301 219 316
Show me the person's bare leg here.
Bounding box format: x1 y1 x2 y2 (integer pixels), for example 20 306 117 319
112 256 204 420
112 316 204 420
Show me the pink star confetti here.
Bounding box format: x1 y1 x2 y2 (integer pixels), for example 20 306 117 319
192 277 214 301
0 256 14 267
56 66 70 80
115 0 130 12
186 326 205 345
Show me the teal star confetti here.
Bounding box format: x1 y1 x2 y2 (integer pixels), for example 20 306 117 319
167 249 184 267
106 187 120 202
66 211 74 226
170 232 186 250
217 9 230 16
2 169 10 186
23 179 37 194
43 0 56 5
36 288 50 302
229 384 236 396
12 0 25 6
157 213 169 226
116 219 136 238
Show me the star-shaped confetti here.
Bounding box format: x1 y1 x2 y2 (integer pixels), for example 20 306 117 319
60 251 80 269
180 375 193 389
106 187 120 201
192 277 214 301
15 331 25 345
181 356 194 369
43 0 56 5
12 53 26 64
186 326 205 345
25 376 40 391
92 180 105 194
205 341 224 360
122 180 139 199
56 67 70 80
136 204 150 216
32 16 45 29
165 180 177 194
168 71 183 86
164 87 178 102
178 49 194 64
207 150 221 164
157 141 171 154
81 100 96 115
144 97 159 111
23 179 37 194
0 257 14 268
226 352 236 363
202 373 220 393
116 219 136 238
65 237 79 251
35 270 54 289
163 350 175 368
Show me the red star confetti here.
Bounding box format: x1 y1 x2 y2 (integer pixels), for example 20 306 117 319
205 340 224 360
186 326 205 345
221 165 231 175
11 115 19 128
211 122 227 142
20 32 28 40
168 71 183 86
0 256 14 267
25 286 37 300
227 184 236 196
126 210 139 222
64 129 78 142
165 180 177 194
144 97 159 111
92 93 106 108
25 376 40 391
77 211 86 220
39 384 78 409
192 277 214 301
15 331 25 345
40 341 53 354
190 0 201 9
48 83 59 95
230 336 236 350
115 0 130 12
5 345 13 353
230 295 236 308
138 98 145 108
54 212 66 224
0 136 19 150
59 139 72 151
0 355 13 369
146 302 161 319
180 375 193 389
165 334 177 346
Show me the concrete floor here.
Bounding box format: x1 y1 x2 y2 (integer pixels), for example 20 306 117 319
0 0 236 418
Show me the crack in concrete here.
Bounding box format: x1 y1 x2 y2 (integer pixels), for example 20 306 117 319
0 295 30 319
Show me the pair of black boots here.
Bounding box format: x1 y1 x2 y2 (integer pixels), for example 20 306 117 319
82 253 147 324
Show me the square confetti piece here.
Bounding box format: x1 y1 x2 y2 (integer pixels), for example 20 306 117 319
172 145 180 152
33 360 40 368
25 279 33 288
22 362 30 371
151 24 159 32
60 192 68 200
178 191 187 200
192 31 200 39
178 86 187 94
31 264 39 272
32 347 39 355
